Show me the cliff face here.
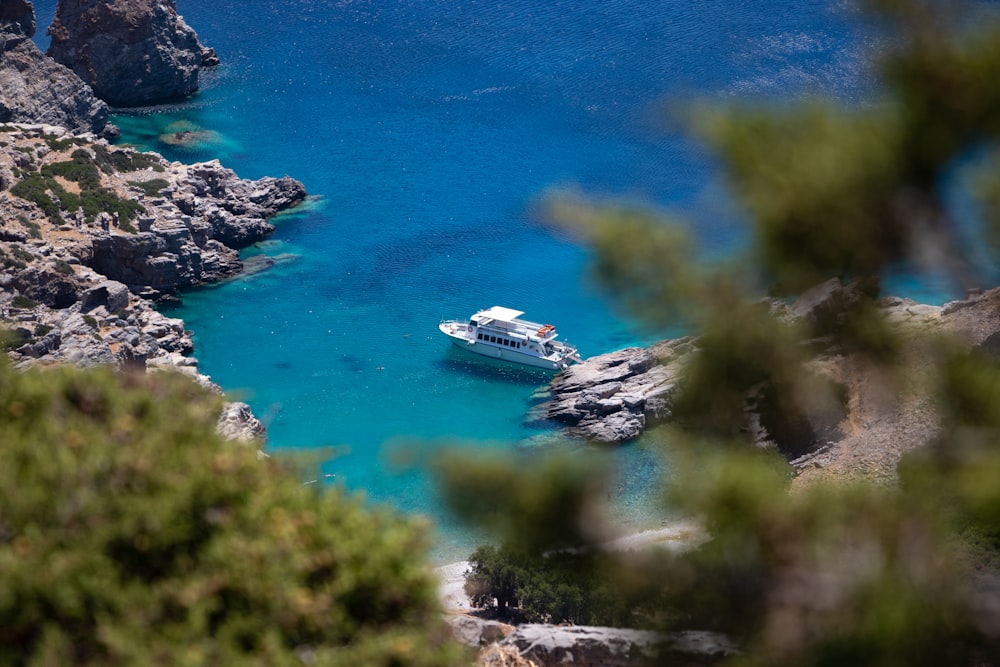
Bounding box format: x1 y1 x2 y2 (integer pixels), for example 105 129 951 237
47 0 218 107
0 0 113 137
0 0 36 35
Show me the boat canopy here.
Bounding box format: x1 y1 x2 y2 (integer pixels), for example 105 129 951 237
475 306 524 322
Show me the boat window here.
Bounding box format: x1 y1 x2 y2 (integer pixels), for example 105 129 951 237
477 333 483 340
516 342 520 348
490 336 496 343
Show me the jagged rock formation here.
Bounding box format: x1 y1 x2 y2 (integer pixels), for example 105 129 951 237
85 160 305 294
0 0 114 137
0 123 305 442
47 0 218 107
534 339 693 443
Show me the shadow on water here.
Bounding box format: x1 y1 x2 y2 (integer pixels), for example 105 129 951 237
339 354 368 374
436 348 556 388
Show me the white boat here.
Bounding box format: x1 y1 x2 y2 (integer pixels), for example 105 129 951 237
439 306 583 371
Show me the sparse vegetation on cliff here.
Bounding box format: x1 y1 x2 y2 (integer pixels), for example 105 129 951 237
10 147 147 226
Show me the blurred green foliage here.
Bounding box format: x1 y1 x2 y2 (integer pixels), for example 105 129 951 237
463 543 653 627
439 1 1000 664
0 358 466 666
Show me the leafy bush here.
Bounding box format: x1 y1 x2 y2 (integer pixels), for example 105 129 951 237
440 2 1000 664
16 214 41 239
0 328 30 351
465 544 646 626
11 246 35 263
43 134 85 151
0 359 466 666
127 178 171 197
10 173 76 225
44 150 103 190
11 294 37 309
11 152 147 225
53 259 74 275
93 144 165 173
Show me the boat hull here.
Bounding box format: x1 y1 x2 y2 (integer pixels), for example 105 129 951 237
447 336 569 370
438 320 573 371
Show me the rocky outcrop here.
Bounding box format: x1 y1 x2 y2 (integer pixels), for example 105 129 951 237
534 339 694 443
86 160 306 293
487 624 737 667
0 123 306 442
445 616 514 648
217 401 267 443
0 0 114 137
47 0 218 107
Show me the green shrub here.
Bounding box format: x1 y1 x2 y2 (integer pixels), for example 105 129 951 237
465 543 654 626
10 173 74 225
12 294 37 309
79 187 145 224
33 323 54 336
127 178 171 197
16 215 41 239
44 150 103 190
0 359 466 666
93 144 165 173
0 328 30 351
12 155 147 225
11 246 35 262
43 134 84 151
1 251 27 269
53 259 74 275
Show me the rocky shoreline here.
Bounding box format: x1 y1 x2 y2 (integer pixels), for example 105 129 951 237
0 122 305 440
2 0 291 444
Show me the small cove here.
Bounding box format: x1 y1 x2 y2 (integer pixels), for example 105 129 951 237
31 0 920 563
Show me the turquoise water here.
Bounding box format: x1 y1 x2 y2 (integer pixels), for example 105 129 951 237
32 0 914 562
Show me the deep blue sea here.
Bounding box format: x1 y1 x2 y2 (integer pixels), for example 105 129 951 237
32 0 950 562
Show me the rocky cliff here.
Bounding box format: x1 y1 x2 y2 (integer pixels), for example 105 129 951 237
0 123 305 440
0 0 114 137
47 0 218 107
